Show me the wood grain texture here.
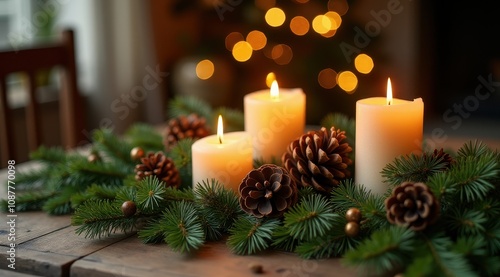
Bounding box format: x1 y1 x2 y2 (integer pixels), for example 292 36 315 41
0 222 131 276
71 236 356 277
0 212 71 246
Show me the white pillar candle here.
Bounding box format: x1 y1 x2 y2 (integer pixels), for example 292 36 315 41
244 80 306 161
191 116 253 193
355 78 424 195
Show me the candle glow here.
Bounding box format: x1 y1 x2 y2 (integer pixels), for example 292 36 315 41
217 115 223 144
387 78 393 106
270 80 279 99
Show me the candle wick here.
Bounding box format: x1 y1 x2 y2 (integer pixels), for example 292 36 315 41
388 99 392 106
219 136 222 144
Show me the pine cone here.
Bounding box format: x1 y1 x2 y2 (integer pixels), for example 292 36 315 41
135 151 180 188
239 164 298 218
385 182 440 231
164 114 210 149
282 126 352 194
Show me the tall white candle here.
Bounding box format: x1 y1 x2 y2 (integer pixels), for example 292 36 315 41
191 116 253 193
244 80 306 161
355 78 424 195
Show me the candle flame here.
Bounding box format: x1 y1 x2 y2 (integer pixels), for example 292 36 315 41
217 115 223 144
386 78 393 106
270 80 279 99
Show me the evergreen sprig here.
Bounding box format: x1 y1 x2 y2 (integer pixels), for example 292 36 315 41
193 179 242 232
72 199 138 239
136 176 166 213
227 216 280 255
381 152 448 186
343 226 416 276
167 95 213 123
162 201 205 253
284 194 336 241
126 123 164 151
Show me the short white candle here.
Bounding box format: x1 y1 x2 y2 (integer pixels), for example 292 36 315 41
191 116 253 193
244 80 306 161
355 78 424 195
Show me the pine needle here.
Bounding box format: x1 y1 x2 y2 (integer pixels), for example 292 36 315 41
193 179 242 232
72 199 137 239
284 194 336 241
227 216 280 255
167 95 213 122
136 176 166 213
343 226 416 276
126 123 164 151
162 201 205 253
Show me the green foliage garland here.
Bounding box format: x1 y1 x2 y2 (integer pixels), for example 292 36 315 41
4 96 500 276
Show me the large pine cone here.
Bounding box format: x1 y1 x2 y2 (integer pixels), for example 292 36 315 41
239 164 298 218
385 182 440 231
164 114 210 149
135 151 180 188
282 126 352 194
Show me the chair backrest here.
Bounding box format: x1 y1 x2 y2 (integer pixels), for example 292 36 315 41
0 29 84 167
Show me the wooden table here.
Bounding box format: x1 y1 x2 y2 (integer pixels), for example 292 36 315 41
0 162 356 277
2 136 499 277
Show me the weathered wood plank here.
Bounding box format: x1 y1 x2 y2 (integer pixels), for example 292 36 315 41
0 225 132 277
0 212 71 246
71 236 356 277
0 268 43 277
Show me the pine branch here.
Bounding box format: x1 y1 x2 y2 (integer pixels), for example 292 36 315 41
137 218 167 244
271 224 299 252
66 157 130 187
445 208 487 237
29 145 68 165
167 95 213 122
381 153 448 186
70 184 119 208
450 154 498 203
213 106 244 132
161 201 205 253
1 190 56 212
419 232 476 277
10 167 52 190
125 123 164 151
331 180 387 230
72 199 138 239
193 179 242 232
483 220 500 255
92 129 134 166
195 206 224 241
135 176 166 213
457 140 491 158
342 226 416 276
227 216 280 255
169 138 194 190
295 213 359 259
284 194 336 241
452 236 500 277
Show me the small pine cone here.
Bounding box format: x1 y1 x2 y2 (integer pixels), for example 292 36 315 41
428 148 454 170
239 164 298 218
385 182 440 231
135 151 180 188
282 126 352 194
164 114 210 149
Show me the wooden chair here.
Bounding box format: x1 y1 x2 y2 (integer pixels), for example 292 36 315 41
0 29 85 167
